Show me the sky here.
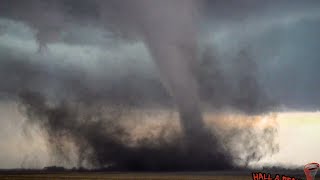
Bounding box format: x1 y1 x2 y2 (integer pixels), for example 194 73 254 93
0 0 320 170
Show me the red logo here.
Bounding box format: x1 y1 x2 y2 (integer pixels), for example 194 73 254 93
304 162 319 180
251 172 300 180
252 162 319 180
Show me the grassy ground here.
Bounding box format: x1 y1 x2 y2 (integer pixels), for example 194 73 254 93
0 172 315 180
0 173 252 180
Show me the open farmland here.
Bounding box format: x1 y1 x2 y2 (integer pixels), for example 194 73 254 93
0 173 251 180
0 171 312 180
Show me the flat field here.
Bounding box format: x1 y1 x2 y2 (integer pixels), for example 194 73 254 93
0 172 313 180
0 173 251 180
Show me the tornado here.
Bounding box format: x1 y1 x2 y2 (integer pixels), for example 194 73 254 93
133 0 206 142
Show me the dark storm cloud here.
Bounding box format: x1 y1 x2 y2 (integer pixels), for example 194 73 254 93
252 18 320 110
202 1 320 111
0 52 170 107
